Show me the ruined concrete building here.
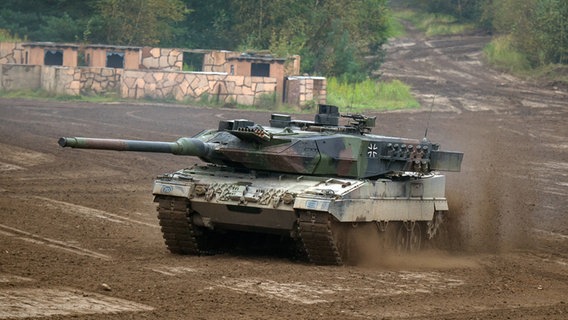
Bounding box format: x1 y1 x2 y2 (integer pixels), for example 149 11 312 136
0 41 326 107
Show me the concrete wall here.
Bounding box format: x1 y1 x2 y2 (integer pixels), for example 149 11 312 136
85 48 139 69
0 63 321 107
0 64 41 91
0 42 24 64
203 51 300 102
62 48 78 67
40 66 80 95
27 47 44 66
84 48 106 68
124 50 139 69
25 46 78 67
284 76 327 106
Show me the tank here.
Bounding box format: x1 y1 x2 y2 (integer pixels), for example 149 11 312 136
59 105 463 265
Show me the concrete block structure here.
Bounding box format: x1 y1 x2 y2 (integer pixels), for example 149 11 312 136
199 50 302 102
22 42 80 67
0 41 326 107
83 45 141 69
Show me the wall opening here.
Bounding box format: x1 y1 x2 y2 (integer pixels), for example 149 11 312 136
78 52 88 66
106 52 124 68
251 63 270 77
183 52 204 71
44 50 63 66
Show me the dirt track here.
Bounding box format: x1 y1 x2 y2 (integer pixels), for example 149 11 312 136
1 31 567 319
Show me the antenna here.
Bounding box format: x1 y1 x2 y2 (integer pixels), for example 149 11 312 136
351 80 358 107
347 81 356 113
424 94 436 139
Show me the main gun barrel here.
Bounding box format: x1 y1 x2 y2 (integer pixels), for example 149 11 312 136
58 137 213 158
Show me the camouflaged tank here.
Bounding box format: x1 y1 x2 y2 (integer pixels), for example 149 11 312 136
59 105 463 265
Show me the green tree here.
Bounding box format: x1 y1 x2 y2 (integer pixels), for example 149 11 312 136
410 0 485 21
228 0 390 79
173 0 239 49
0 0 92 42
91 0 189 46
488 0 568 66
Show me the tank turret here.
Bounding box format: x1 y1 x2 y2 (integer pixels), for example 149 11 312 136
59 105 462 178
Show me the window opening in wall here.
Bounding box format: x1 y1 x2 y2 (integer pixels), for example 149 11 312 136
106 52 124 68
183 52 204 71
44 49 63 66
251 63 270 77
230 65 234 75
78 52 87 66
25 51 29 64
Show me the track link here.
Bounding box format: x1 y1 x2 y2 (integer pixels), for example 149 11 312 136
297 210 343 266
155 196 203 255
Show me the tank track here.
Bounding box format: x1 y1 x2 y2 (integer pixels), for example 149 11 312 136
297 210 343 266
155 196 206 255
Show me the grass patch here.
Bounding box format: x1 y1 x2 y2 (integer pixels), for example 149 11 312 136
386 13 407 38
0 29 23 41
392 9 476 37
484 35 531 75
485 36 568 87
326 77 419 112
533 64 568 86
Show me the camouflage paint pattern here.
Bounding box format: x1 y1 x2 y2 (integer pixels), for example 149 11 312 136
59 106 462 179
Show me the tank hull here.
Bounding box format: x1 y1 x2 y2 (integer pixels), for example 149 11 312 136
153 165 449 265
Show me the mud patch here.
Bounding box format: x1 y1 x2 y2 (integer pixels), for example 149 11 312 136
0 288 153 319
214 271 463 305
149 266 200 276
0 143 54 168
0 162 25 172
0 224 112 261
0 274 33 283
30 196 158 228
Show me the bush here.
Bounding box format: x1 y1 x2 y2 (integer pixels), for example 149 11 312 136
484 35 531 74
327 77 419 111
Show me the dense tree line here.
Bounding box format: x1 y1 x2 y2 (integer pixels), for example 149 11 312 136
410 0 568 66
2 0 564 76
0 0 390 79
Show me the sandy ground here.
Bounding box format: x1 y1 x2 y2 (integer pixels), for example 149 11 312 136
1 30 567 319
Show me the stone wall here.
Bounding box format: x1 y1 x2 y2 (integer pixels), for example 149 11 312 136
79 68 122 95
121 70 277 105
285 76 327 106
0 42 324 107
41 67 80 95
0 64 321 107
38 66 122 96
140 47 183 71
202 51 240 73
0 42 24 64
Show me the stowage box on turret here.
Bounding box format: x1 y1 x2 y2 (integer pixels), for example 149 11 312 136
59 105 463 265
